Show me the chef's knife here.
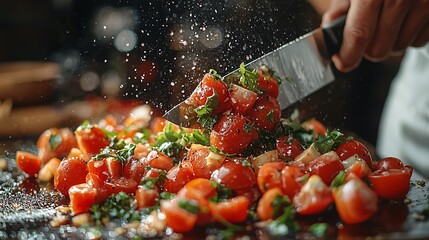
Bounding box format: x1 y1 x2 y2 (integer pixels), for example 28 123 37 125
164 15 346 127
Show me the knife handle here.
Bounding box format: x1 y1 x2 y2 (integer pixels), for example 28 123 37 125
322 15 346 56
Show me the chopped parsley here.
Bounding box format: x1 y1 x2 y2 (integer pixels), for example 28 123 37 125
238 63 262 94
314 129 347 154
194 91 220 131
271 195 290 218
209 146 236 157
243 122 254 133
95 143 136 164
209 69 223 81
308 223 329 238
178 199 201 214
49 134 62 150
141 170 167 189
90 192 140 225
267 205 300 236
209 181 233 203
330 171 346 188
132 128 152 144
266 109 275 123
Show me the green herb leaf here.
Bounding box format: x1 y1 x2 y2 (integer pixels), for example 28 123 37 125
308 223 328 238
209 146 236 157
49 134 62 150
78 120 91 130
243 122 254 133
90 192 140 225
178 199 200 214
314 129 346 154
209 181 233 203
271 195 290 218
267 205 300 236
197 114 218 131
330 170 346 188
132 128 152 144
209 69 223 81
241 160 252 167
266 109 274 123
238 63 262 94
95 143 136 164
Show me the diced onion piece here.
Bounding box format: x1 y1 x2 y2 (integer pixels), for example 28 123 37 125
252 150 279 174
294 143 320 165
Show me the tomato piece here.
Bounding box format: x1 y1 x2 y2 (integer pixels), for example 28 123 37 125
85 173 109 203
87 158 109 181
302 119 326 137
16 151 42 177
136 186 159 209
134 143 151 159
181 178 217 199
228 84 258 114
209 196 249 223
192 73 231 114
333 174 378 224
245 95 280 131
146 150 174 171
257 67 279 98
293 175 333 215
104 177 138 195
257 188 287 221
123 157 146 183
211 160 257 191
75 125 110 155
281 165 307 200
276 136 303 160
234 186 261 205
160 198 198 233
376 157 405 171
368 166 412 200
308 151 344 185
69 183 96 215
257 161 287 193
54 157 88 196
341 154 371 179
210 114 258 154
187 144 225 179
37 128 78 163
163 161 195 193
106 158 122 177
176 186 213 225
336 140 372 167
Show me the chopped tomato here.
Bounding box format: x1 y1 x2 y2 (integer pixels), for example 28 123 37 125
245 95 280 131
87 158 109 181
160 198 197 233
376 157 405 171
150 117 170 135
54 157 88 196
333 174 378 224
308 151 344 185
210 114 258 154
257 67 279 98
257 188 287 221
234 186 261 205
85 173 109 203
134 143 151 159
187 144 225 179
136 186 159 209
335 140 372 167
281 165 307 200
180 178 217 199
228 84 258 114
209 196 249 223
123 157 146 183
106 158 122 177
257 161 287 193
37 128 78 163
104 176 138 195
163 161 195 193
276 136 303 160
192 73 231 114
211 160 257 191
16 151 42 177
146 150 174 171
176 186 213 225
69 183 96 214
368 166 412 200
341 155 371 179
75 125 110 155
294 175 333 215
302 119 326 137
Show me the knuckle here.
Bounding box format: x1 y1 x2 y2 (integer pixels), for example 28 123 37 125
347 26 371 46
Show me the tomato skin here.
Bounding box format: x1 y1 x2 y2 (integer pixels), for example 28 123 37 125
85 173 110 203
333 174 378 224
210 114 258 155
136 186 159 209
163 162 195 193
209 196 249 223
134 143 151 159
192 73 231 115
37 128 78 163
302 119 326 137
245 95 281 131
229 84 258 114
276 136 303 160
257 68 279 98
234 186 261 205
187 144 225 179
123 157 146 183
211 160 257 191
75 125 110 156
376 157 405 171
16 151 42 176
69 183 96 215
336 140 372 167
55 157 88 196
104 177 138 195
87 159 109 181
368 166 412 200
281 166 307 200
176 186 213 225
308 151 344 185
257 161 287 193
181 178 217 199
257 188 286 221
160 198 197 233
146 150 174 171
293 175 333 215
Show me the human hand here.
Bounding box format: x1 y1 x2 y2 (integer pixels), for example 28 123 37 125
323 0 429 72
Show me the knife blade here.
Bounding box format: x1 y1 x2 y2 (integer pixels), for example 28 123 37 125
164 16 346 127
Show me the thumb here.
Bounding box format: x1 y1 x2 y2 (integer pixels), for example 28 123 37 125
322 0 350 25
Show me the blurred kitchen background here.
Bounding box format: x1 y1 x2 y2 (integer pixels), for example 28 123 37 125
0 0 401 147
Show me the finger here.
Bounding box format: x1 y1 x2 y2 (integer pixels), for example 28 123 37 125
322 0 350 25
413 22 429 47
333 0 383 72
393 1 429 52
364 1 412 62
